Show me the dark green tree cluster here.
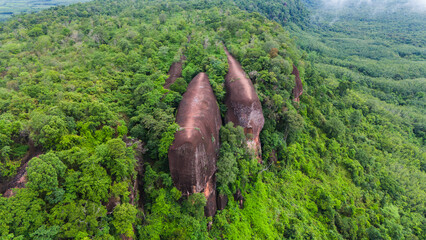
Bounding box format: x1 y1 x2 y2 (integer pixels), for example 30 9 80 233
233 0 310 27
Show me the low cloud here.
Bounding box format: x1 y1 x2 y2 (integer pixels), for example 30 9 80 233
319 0 426 13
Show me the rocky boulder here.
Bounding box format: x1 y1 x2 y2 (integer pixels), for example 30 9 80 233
164 55 186 89
224 47 265 158
168 72 221 216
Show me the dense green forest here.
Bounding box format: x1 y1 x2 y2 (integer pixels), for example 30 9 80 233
294 0 426 138
0 0 424 239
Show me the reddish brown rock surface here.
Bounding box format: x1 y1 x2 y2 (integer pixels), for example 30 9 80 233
3 170 27 198
292 65 303 102
217 194 228 211
164 55 186 89
204 176 217 217
0 140 41 197
168 72 221 216
224 47 265 158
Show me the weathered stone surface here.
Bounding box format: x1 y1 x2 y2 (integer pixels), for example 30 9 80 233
234 189 244 209
164 55 186 89
2 165 27 198
106 196 120 213
0 140 41 197
3 170 26 198
217 193 228 210
168 72 221 216
292 64 303 102
224 47 265 158
204 176 217 217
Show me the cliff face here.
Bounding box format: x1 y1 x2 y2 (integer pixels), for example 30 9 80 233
292 65 303 102
168 72 221 216
224 47 265 158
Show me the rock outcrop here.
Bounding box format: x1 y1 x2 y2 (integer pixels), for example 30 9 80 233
168 72 221 216
164 55 186 89
217 194 228 211
224 47 265 158
2 169 27 198
0 140 41 197
204 176 217 217
292 64 303 102
164 35 191 89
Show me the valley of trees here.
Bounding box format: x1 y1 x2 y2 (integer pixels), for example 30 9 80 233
0 0 424 239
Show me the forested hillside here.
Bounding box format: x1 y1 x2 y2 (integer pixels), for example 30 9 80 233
0 0 424 239
0 0 91 21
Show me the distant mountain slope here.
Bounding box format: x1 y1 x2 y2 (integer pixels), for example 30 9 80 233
231 0 310 27
292 0 426 140
0 0 91 21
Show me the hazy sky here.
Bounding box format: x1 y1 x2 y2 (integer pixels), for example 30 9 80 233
320 0 426 12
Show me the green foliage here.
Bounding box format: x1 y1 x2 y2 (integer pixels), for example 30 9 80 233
112 203 138 238
27 157 59 194
158 123 179 161
77 164 111 203
217 123 247 195
110 181 130 204
217 149 238 194
97 138 136 181
183 193 207 220
283 109 305 143
30 225 60 240
39 152 67 179
232 0 309 26
324 117 346 139
49 200 108 238
0 189 46 237
169 77 188 94
28 112 68 149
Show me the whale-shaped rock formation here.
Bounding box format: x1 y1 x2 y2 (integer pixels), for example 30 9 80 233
292 65 303 102
224 47 264 158
168 72 221 216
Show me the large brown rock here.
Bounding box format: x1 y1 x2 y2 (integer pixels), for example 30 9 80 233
224 47 265 158
168 72 221 216
292 65 303 102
